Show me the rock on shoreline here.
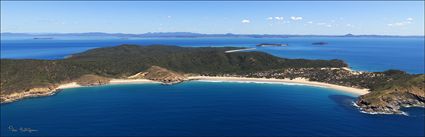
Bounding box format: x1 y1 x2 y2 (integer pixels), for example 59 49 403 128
128 66 187 84
1 86 59 104
356 96 425 115
355 75 425 115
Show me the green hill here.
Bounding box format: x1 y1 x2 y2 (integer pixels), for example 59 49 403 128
1 45 347 95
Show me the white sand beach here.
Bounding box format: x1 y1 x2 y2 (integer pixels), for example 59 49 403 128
1 76 369 104
54 76 369 95
188 76 370 95
55 79 160 90
56 82 82 89
109 79 161 84
224 48 256 53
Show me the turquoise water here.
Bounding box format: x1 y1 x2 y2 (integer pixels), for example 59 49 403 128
1 82 424 136
1 37 424 73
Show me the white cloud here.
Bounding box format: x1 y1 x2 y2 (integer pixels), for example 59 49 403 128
274 16 284 20
167 16 172 18
388 21 412 27
315 22 333 28
388 18 414 27
307 21 313 24
266 16 284 21
241 19 250 24
387 22 409 27
290 16 303 21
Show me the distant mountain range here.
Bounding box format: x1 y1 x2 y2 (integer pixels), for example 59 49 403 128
1 32 423 38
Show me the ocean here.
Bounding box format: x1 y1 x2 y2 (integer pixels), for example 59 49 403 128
1 36 424 136
1 37 424 73
1 82 424 136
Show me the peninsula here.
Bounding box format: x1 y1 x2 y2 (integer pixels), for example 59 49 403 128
256 43 288 47
1 45 424 115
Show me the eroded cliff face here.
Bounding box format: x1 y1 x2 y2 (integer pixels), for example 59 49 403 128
0 74 111 104
129 66 187 84
0 86 57 103
356 75 425 114
75 74 111 86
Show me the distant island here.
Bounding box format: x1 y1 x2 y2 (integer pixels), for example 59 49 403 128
312 42 328 45
1 32 424 38
33 37 53 40
1 45 423 115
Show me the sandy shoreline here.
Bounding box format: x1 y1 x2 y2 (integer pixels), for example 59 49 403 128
225 48 256 53
56 76 369 95
187 76 370 95
109 79 161 85
56 82 82 89
2 76 369 104
55 79 161 90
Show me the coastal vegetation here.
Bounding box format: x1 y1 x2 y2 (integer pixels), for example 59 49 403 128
1 44 423 114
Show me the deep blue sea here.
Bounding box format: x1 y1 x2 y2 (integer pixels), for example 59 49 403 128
1 36 424 136
1 82 424 136
1 36 424 73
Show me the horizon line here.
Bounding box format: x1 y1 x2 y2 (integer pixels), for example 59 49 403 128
1 32 424 37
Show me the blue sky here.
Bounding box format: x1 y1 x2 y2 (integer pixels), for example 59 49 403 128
1 1 424 35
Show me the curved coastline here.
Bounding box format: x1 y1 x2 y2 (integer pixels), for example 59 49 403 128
0 79 161 104
0 76 369 104
187 76 370 96
2 76 371 104
56 77 370 96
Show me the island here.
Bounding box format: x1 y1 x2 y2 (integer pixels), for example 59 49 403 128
312 42 328 45
1 45 424 115
33 37 53 40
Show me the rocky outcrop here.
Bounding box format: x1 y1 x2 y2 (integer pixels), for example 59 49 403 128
75 74 111 86
129 66 187 84
355 75 425 114
1 85 58 104
356 92 425 115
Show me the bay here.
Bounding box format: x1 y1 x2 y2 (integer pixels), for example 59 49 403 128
1 82 424 136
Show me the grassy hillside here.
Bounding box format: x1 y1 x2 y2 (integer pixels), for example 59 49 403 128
1 45 347 94
68 45 347 75
356 74 425 114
